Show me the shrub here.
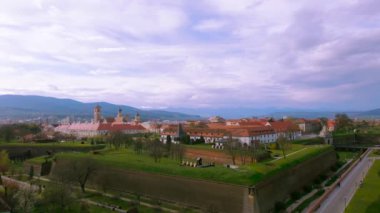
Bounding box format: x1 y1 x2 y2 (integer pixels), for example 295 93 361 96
290 191 301 200
303 185 312 193
274 201 286 212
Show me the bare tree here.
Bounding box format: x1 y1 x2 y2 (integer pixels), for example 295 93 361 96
0 150 10 175
224 136 240 165
148 139 164 163
54 158 100 193
13 186 37 213
107 131 131 149
94 171 113 193
171 143 186 162
41 182 75 213
238 144 248 165
134 138 144 154
277 135 291 159
0 150 10 198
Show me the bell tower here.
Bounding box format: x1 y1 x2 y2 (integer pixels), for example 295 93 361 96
94 105 102 123
115 108 124 123
134 112 141 125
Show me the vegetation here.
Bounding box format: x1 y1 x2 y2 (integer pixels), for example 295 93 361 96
0 150 10 174
346 160 380 213
292 189 325 213
277 135 291 159
336 151 359 162
224 136 240 165
335 113 354 133
370 149 380 157
54 145 333 186
52 157 101 192
0 123 41 143
0 142 101 147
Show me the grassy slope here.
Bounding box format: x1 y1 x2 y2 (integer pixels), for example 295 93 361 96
337 151 359 161
55 145 333 186
369 149 380 158
0 142 95 147
346 160 380 213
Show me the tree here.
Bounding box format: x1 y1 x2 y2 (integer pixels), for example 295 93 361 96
0 151 11 199
248 141 260 164
199 136 205 144
148 139 164 163
134 138 143 154
13 186 37 213
224 136 240 165
94 171 113 193
0 125 14 142
166 135 172 152
277 135 291 159
0 150 10 174
238 144 248 165
335 113 354 133
29 165 34 180
171 143 186 162
41 183 75 213
54 158 100 193
319 117 328 126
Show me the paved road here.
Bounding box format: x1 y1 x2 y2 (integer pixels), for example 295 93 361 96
316 149 375 213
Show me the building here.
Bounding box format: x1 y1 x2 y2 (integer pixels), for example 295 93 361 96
297 119 322 134
160 119 300 146
55 106 146 138
208 116 225 123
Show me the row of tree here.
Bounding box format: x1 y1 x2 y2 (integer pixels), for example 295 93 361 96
103 132 186 163
224 135 291 165
0 124 41 142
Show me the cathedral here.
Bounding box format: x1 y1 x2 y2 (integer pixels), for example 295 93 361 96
55 105 146 138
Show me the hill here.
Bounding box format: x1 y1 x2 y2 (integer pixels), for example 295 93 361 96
0 95 201 121
359 108 380 117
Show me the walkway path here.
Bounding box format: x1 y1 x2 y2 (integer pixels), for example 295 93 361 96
33 176 179 213
270 147 308 162
315 149 375 213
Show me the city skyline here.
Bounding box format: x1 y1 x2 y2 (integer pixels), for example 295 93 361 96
0 0 379 110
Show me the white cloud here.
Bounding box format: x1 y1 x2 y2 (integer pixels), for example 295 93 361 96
193 19 226 31
0 0 379 110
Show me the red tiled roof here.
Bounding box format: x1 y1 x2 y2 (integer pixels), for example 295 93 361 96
267 121 300 132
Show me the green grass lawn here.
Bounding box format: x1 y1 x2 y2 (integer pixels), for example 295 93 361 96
25 155 51 164
346 160 380 213
269 144 306 157
370 149 380 158
185 143 216 150
337 151 359 161
55 145 333 186
0 141 96 147
84 193 160 213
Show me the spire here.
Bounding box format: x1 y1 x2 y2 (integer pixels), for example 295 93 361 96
94 105 102 123
115 107 123 123
134 111 141 124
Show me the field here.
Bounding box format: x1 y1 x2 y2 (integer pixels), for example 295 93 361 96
55 144 333 186
0 141 96 147
185 143 311 165
337 151 359 161
346 160 380 213
369 149 380 157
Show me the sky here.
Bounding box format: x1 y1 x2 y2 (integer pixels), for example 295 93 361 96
0 0 379 111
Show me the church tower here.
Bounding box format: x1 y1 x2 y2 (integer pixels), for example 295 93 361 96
94 105 102 123
134 112 141 125
115 108 124 123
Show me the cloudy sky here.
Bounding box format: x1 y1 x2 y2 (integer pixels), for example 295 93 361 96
0 0 379 111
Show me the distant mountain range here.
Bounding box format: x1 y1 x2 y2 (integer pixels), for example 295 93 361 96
168 107 380 119
0 95 201 121
1 95 379 121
